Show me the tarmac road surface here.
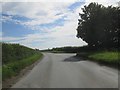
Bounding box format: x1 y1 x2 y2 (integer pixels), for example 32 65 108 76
12 53 118 88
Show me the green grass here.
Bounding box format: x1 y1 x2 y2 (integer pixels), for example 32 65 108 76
88 51 119 64
2 53 43 80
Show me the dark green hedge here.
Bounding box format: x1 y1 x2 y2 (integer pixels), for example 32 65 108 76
2 43 39 64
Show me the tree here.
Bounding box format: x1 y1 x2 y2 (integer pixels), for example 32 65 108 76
76 3 120 48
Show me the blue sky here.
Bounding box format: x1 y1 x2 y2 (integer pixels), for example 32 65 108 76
1 0 118 49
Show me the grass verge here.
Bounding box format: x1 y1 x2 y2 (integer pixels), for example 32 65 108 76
2 53 43 80
88 51 119 64
77 51 119 68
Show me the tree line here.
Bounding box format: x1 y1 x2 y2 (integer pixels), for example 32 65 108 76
41 45 111 53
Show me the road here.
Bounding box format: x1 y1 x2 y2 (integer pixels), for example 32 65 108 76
12 53 118 88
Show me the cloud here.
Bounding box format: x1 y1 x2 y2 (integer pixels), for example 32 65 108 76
2 0 119 49
85 0 119 6
0 4 89 48
2 0 118 27
2 2 71 24
2 18 87 49
2 2 80 32
2 1 83 31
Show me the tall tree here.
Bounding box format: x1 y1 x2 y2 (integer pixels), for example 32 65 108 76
76 3 120 48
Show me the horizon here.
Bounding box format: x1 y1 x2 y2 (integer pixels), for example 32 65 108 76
1 0 119 49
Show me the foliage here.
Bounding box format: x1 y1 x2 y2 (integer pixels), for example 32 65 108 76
2 43 39 64
3 53 43 80
41 45 118 53
2 43 43 80
41 46 89 53
76 3 120 48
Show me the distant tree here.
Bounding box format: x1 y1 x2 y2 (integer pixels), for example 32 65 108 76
76 3 120 48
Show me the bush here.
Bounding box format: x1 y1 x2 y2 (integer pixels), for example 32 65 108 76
2 43 37 64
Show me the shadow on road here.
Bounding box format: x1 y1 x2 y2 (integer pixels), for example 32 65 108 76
63 56 86 62
62 55 119 70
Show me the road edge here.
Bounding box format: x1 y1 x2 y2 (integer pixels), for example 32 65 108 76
2 54 44 89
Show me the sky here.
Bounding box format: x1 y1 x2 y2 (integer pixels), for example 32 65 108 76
1 0 119 49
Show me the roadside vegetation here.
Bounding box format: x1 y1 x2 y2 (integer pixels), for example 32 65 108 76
77 50 119 66
2 43 43 80
88 51 119 63
41 46 90 53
